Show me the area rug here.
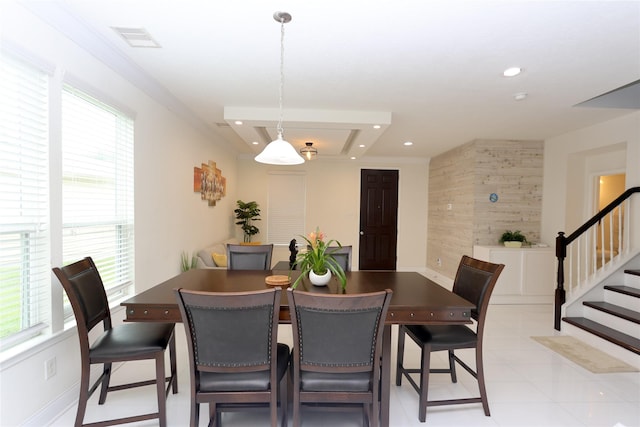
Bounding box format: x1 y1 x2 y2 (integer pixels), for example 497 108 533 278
531 336 638 373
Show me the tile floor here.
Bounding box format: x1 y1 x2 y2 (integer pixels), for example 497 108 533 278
50 304 640 427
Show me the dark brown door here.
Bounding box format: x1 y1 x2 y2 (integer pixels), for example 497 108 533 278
358 169 398 270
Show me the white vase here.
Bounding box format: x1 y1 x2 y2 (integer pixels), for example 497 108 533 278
309 270 331 286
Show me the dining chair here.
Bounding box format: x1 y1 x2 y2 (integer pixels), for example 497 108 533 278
52 257 178 427
287 288 393 427
226 243 273 270
326 245 352 272
175 287 289 427
395 255 504 422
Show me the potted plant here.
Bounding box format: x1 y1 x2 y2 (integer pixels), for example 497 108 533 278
234 200 261 243
180 251 198 272
499 230 527 248
291 227 347 289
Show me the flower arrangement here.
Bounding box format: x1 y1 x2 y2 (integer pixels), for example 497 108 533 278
291 227 347 289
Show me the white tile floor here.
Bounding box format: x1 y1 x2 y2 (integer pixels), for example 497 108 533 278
50 304 640 427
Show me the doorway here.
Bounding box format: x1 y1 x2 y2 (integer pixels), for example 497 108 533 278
358 169 398 270
595 173 626 264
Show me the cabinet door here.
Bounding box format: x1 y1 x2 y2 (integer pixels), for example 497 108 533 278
491 250 523 295
522 250 555 295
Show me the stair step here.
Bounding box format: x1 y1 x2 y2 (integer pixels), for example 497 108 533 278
624 269 640 277
605 285 640 298
562 317 640 355
583 301 640 324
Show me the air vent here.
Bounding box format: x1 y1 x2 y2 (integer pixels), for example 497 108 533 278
111 27 161 48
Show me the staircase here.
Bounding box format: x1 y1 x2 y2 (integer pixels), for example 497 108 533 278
563 268 640 365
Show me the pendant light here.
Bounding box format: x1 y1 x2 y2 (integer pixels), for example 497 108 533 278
300 142 318 160
255 12 305 165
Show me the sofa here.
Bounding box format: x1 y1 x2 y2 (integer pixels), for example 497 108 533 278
195 238 239 269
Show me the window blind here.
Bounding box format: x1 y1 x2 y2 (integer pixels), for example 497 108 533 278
267 172 306 245
0 53 51 346
61 85 134 318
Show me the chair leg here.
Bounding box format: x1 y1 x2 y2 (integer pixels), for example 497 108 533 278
98 362 112 404
190 394 199 427
75 360 91 427
155 353 167 427
279 374 288 427
475 347 490 416
448 350 458 383
169 332 178 394
395 325 406 386
292 381 301 427
418 344 432 422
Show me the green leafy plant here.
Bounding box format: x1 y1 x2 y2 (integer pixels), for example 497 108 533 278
234 200 261 243
499 230 527 243
291 227 347 290
180 251 198 272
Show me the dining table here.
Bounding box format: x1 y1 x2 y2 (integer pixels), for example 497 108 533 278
121 267 474 427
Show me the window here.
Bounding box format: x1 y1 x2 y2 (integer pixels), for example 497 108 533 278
267 172 306 245
61 86 135 320
0 53 50 347
0 51 135 350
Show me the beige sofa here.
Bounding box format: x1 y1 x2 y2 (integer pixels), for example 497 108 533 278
195 238 239 269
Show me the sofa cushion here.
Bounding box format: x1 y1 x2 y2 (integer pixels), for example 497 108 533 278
196 238 239 268
212 252 227 267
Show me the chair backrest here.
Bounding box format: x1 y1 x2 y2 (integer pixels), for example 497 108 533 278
287 288 392 373
52 257 112 335
326 245 352 272
452 255 504 324
226 244 273 270
175 287 281 374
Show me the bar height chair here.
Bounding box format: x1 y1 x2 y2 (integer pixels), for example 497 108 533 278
226 243 274 270
52 257 178 427
175 287 289 427
395 255 504 422
287 288 393 427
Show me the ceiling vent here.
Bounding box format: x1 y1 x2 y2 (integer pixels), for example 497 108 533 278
111 27 161 48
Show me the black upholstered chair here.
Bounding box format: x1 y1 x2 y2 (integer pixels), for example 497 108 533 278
52 257 178 427
175 287 289 427
395 255 504 422
326 245 353 272
226 243 273 270
287 288 393 427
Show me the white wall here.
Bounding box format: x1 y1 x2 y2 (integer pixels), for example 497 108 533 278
541 112 640 247
235 157 429 271
0 4 238 425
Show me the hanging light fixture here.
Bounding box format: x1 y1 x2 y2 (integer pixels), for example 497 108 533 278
300 142 318 160
255 12 305 165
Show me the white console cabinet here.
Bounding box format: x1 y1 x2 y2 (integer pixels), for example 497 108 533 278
473 245 555 303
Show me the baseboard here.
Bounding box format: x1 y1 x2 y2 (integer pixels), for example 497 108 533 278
23 383 78 427
23 363 124 426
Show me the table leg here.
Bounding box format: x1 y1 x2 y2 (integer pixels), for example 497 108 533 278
380 324 391 427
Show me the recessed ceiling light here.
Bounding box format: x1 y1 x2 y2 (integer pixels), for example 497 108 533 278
373 125 381 129
359 144 365 148
503 67 522 77
514 92 528 101
350 156 356 160
235 120 243 125
252 141 259 145
404 141 413 146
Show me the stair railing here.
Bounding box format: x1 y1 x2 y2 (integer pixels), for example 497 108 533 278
554 186 640 330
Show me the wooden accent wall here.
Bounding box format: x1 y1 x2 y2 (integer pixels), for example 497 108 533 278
427 139 544 277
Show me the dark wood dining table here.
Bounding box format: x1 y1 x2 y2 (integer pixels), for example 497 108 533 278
121 268 474 427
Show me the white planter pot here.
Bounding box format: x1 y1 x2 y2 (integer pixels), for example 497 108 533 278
503 241 523 248
309 270 331 286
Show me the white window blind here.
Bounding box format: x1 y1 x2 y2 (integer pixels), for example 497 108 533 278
61 85 134 317
0 53 51 346
267 172 306 245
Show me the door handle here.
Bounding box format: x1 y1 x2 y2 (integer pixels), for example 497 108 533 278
360 231 364 235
